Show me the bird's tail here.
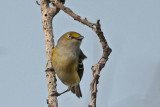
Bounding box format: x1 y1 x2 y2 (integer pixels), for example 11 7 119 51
71 84 82 98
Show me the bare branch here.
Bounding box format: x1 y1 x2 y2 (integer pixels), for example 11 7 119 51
39 0 60 107
89 20 112 107
51 1 112 107
52 0 97 31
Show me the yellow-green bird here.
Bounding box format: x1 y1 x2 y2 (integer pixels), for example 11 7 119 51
51 31 87 98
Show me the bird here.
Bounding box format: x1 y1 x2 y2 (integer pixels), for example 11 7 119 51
51 31 87 98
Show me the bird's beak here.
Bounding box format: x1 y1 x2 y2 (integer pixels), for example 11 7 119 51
76 36 84 41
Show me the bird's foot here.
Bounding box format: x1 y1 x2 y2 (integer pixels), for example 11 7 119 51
51 91 61 97
51 89 70 97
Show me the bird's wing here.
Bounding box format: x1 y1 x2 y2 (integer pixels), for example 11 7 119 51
77 49 87 80
80 49 87 60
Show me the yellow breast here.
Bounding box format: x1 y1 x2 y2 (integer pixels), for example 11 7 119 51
52 47 80 87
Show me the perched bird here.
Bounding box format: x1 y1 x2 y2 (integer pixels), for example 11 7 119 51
51 31 87 98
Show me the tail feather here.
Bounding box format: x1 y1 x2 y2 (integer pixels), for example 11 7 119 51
71 84 82 98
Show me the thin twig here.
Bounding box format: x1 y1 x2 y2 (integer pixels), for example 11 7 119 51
89 20 112 107
51 1 112 107
52 0 97 31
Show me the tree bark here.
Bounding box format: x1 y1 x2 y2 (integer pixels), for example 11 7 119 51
40 0 60 107
89 20 112 107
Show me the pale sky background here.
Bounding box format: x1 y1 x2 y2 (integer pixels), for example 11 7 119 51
0 0 160 107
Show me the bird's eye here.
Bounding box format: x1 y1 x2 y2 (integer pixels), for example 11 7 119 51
68 35 72 38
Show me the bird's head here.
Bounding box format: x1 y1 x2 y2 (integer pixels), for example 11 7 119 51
57 31 84 49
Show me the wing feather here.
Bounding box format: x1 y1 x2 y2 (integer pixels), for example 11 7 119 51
77 49 87 80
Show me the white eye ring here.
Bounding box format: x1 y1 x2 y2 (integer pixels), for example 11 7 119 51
68 35 72 38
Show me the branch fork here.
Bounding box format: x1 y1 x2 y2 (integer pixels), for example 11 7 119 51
39 0 112 107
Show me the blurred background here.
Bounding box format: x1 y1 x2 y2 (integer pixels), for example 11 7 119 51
0 0 160 107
